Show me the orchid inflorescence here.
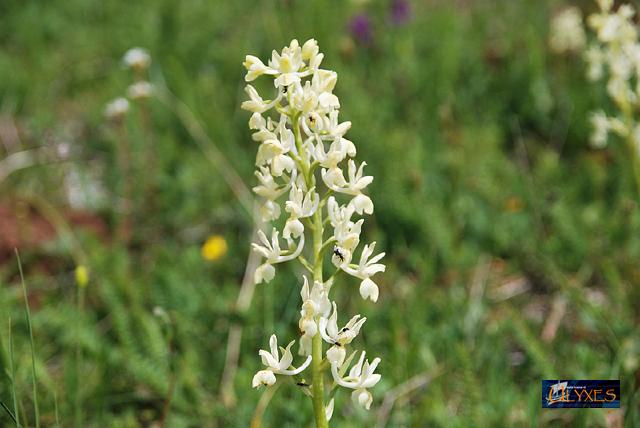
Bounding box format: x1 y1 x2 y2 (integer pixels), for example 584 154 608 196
582 0 640 193
549 6 586 54
585 1 640 150
241 39 384 425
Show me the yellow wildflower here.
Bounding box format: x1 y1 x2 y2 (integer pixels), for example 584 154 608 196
75 265 89 288
202 235 228 261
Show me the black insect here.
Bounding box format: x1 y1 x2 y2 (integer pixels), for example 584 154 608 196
333 246 345 262
297 381 310 387
332 341 342 347
339 327 349 333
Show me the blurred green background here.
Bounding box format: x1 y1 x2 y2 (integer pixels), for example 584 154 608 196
1 0 639 426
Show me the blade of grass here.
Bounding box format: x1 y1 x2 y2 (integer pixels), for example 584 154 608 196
15 249 39 428
8 317 20 428
0 400 17 424
54 392 60 427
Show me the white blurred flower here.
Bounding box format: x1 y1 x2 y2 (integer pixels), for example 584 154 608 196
585 1 640 151
127 81 154 100
589 3 636 44
550 7 586 53
64 166 106 210
123 47 151 71
585 45 605 81
104 97 130 120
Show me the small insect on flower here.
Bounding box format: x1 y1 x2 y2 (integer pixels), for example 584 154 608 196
333 246 345 263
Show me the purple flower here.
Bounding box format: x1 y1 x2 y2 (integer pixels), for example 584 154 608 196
389 0 411 26
348 14 374 45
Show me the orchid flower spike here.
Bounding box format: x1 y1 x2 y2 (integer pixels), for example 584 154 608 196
241 39 386 423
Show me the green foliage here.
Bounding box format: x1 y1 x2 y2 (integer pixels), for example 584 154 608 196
1 0 639 426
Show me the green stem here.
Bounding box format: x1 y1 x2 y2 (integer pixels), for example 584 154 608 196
296 108 328 427
8 317 19 428
292 113 311 184
311 334 327 427
311 208 328 428
74 285 85 428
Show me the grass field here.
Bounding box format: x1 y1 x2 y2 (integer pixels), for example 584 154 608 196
1 0 639 426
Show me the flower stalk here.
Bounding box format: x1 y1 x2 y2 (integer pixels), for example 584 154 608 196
311 204 328 427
